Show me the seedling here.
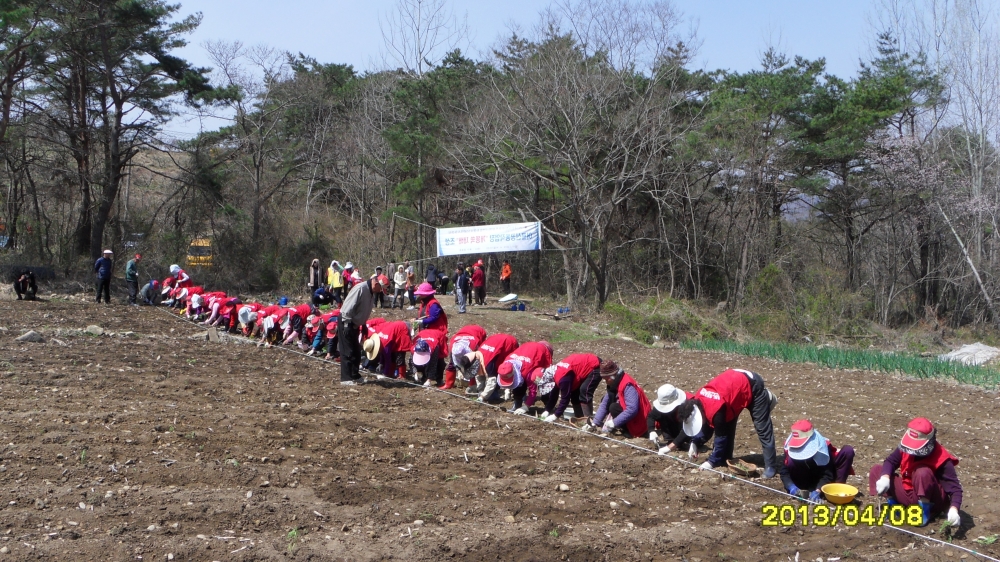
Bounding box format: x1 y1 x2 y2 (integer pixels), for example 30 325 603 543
286 527 300 554
548 528 559 538
79 449 87 464
445 475 461 481
939 521 953 542
976 535 998 546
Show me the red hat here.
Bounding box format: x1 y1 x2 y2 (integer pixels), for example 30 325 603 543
786 419 814 449
497 361 513 376
135 253 142 260
476 259 484 266
901 417 935 451
498 368 515 388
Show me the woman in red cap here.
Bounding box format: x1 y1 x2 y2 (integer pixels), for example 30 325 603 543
675 368 779 478
490 340 552 404
542 352 602 423
870 417 963 527
780 419 855 502
411 328 447 387
413 282 448 334
587 361 652 439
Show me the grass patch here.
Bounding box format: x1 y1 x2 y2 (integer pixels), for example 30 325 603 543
681 340 1000 387
604 301 726 344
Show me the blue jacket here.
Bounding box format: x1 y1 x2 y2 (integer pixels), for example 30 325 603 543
94 257 113 280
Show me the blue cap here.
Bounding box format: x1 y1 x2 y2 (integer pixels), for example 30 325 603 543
278 296 288 306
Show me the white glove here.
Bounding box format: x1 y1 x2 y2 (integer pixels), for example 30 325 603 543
540 411 550 419
581 424 594 433
688 442 699 460
648 431 658 443
875 475 890 495
602 418 615 433
947 506 960 526
479 377 497 402
698 461 713 471
513 406 527 415
543 414 557 423
503 389 512 401
657 446 671 456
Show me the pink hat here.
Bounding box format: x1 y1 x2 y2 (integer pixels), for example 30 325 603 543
414 282 436 296
786 419 814 449
901 417 935 451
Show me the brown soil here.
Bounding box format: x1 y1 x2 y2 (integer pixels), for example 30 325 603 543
1 296 998 561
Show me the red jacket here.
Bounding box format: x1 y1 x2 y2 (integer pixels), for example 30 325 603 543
697 369 753 428
472 267 485 287
502 341 552 375
174 269 192 288
553 353 601 390
900 443 959 492
449 325 487 354
415 329 447 358
477 334 519 367
376 321 414 353
323 309 341 332
418 297 448 334
618 372 653 438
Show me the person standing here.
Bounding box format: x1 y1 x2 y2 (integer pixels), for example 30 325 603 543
472 261 486 305
125 254 141 306
392 265 407 309
500 259 512 295
405 261 416 309
308 258 323 292
94 249 114 304
328 261 344 304
455 265 470 314
338 276 377 385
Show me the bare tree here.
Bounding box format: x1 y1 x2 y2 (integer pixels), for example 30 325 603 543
379 0 468 75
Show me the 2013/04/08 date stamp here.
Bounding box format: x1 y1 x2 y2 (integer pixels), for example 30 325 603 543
762 504 925 527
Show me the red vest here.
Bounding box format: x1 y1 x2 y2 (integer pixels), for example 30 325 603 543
175 269 192 288
416 329 447 358
449 325 487 354
377 321 414 353
553 353 601 390
502 341 551 374
418 297 448 334
697 369 753 427
478 334 520 366
899 443 959 492
618 372 652 438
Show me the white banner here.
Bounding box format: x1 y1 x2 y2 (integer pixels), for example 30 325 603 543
436 222 541 257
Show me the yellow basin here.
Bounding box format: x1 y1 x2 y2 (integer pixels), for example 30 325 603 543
821 483 859 504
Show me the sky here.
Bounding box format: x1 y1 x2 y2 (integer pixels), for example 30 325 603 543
165 0 875 138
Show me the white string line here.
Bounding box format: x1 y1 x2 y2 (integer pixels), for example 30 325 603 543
158 308 1000 562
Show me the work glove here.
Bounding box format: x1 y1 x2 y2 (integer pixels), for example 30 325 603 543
479 377 498 402
581 423 594 433
875 475 891 495
657 446 671 456
688 442 699 460
513 406 527 415
503 389 512 401
543 414 557 423
947 506 960 527
601 418 614 434
698 461 713 471
648 431 658 444
540 411 550 419
809 490 823 503
787 485 801 497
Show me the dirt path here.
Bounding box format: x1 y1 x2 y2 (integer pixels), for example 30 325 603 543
1 298 997 561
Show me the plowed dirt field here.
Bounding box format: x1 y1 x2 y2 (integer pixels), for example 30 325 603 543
1 297 998 561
